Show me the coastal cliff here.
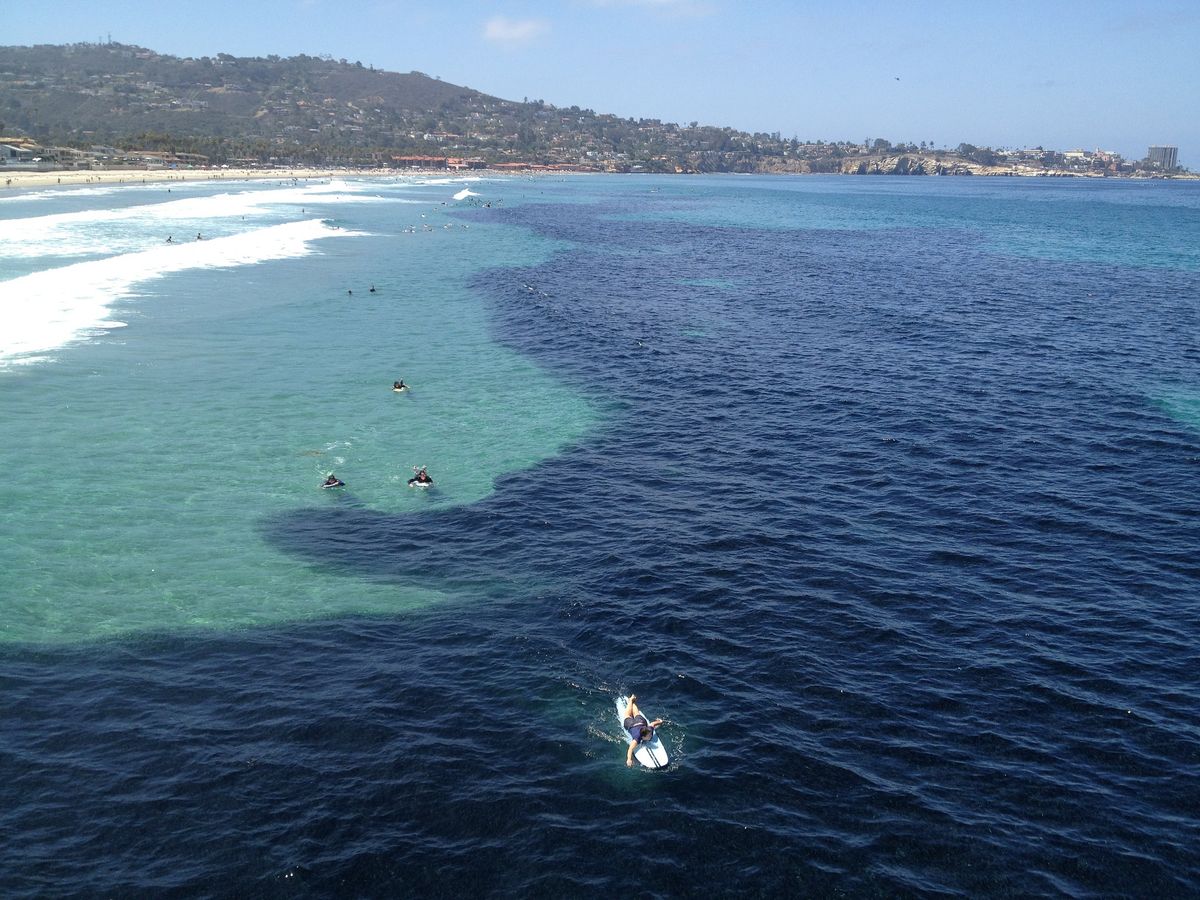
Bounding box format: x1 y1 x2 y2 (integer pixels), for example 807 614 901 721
752 154 1049 177
842 154 987 175
826 154 1180 177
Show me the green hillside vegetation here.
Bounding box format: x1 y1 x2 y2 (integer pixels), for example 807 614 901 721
0 43 1175 176
0 42 891 171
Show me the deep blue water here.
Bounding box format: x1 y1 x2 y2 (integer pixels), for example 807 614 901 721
3 175 1200 897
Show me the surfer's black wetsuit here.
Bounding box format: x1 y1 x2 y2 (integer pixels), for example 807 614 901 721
624 714 651 742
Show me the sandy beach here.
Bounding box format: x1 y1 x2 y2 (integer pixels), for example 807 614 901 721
0 166 425 190
6 165 1186 190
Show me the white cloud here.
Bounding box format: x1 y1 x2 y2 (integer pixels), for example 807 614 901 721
483 16 551 47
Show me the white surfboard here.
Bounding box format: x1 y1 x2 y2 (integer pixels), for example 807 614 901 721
616 696 668 769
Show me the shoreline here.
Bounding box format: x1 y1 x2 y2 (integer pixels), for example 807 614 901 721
0 166 425 191
2 165 1196 193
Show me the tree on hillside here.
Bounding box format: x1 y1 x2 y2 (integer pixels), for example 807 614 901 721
956 142 999 166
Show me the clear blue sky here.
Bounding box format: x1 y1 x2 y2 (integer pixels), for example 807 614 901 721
7 0 1198 165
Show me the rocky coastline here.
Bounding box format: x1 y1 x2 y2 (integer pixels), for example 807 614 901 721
754 153 1198 178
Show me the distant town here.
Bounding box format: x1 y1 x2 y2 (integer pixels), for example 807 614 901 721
0 43 1190 178
2 134 1187 181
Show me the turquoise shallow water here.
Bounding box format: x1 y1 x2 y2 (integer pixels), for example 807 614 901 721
0 177 596 642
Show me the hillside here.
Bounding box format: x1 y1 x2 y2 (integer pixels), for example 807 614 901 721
0 42 891 172
0 43 1172 176
0 44 486 162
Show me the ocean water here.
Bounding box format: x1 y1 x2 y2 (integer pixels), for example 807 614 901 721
2 173 1199 896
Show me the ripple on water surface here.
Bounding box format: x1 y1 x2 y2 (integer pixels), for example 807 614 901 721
2 176 1199 896
0 178 594 643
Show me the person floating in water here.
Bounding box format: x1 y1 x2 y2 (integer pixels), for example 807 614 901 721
393 380 407 391
623 694 663 767
408 466 432 487
369 284 377 293
321 474 345 489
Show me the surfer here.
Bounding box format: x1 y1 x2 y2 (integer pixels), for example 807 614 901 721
321 474 344 489
166 235 173 243
623 695 663 767
393 380 407 391
408 466 432 487
369 284 377 293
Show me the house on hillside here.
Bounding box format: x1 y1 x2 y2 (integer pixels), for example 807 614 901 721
0 142 57 169
1 143 35 164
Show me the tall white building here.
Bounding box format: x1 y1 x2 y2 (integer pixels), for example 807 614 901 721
1147 146 1178 169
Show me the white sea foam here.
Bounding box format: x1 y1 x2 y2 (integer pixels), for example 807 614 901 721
453 188 480 200
0 180 394 260
0 185 130 204
0 219 362 369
